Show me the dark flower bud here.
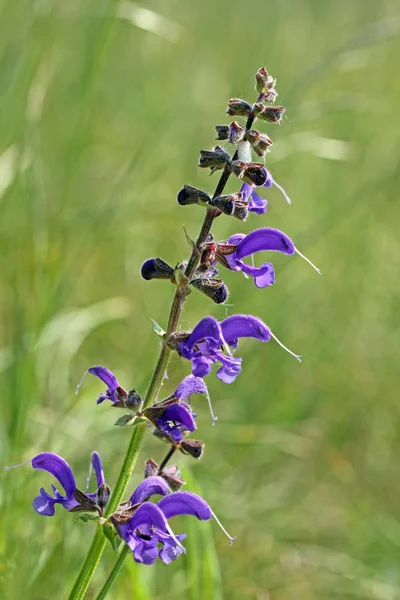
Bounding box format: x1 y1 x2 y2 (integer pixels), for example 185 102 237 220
229 121 246 144
227 98 252 117
261 88 278 103
160 465 186 491
97 483 111 512
253 102 285 124
215 125 229 140
231 161 267 186
180 439 205 460
141 258 174 281
212 193 248 220
126 389 142 411
190 278 228 304
246 130 273 157
255 66 269 94
144 458 158 478
70 489 98 513
199 146 230 171
177 185 211 206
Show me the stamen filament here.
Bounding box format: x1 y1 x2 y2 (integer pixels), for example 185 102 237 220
204 386 218 426
294 246 321 274
211 509 236 545
86 462 93 493
75 370 89 395
270 331 301 363
165 523 186 553
5 459 31 470
272 179 291 204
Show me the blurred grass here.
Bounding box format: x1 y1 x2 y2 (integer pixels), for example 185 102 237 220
1 0 400 598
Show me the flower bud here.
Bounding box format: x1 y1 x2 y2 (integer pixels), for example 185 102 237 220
229 121 246 144
231 161 267 186
160 465 186 491
253 102 285 124
177 185 211 206
126 390 142 410
144 458 159 478
180 439 205 460
141 258 174 281
199 146 230 171
190 278 228 304
215 125 229 140
97 483 111 512
212 193 248 220
226 98 253 117
255 67 269 94
246 130 273 157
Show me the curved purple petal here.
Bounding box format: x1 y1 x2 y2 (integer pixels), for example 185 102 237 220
32 453 76 499
240 182 253 202
158 491 212 521
162 404 196 432
88 366 119 390
130 476 170 505
174 375 207 401
224 234 245 271
91 452 105 488
221 315 271 344
248 191 268 214
235 228 295 260
181 317 224 353
239 261 275 288
191 356 212 378
128 502 169 533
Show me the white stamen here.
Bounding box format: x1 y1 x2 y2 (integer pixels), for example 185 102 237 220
76 370 89 395
211 510 236 545
270 331 302 363
85 461 93 493
222 340 233 358
294 246 321 275
165 522 186 553
273 179 292 205
204 386 218 426
5 459 31 470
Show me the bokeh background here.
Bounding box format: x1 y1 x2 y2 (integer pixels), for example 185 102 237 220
1 0 400 598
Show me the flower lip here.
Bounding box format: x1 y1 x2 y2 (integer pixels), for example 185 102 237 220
234 228 295 260
32 453 76 499
220 314 271 345
129 475 170 505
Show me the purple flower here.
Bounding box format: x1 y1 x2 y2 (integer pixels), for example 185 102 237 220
222 228 321 288
174 375 218 424
151 401 197 443
240 167 291 214
118 481 233 565
76 366 143 409
6 451 106 516
178 314 300 384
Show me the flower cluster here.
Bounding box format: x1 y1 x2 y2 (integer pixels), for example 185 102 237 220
8 68 319 593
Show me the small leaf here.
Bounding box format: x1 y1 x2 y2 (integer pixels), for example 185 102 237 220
151 319 166 337
102 521 122 553
114 415 147 427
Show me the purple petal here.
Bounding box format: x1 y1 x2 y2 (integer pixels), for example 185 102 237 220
130 476 170 505
239 261 275 288
174 375 207 401
235 228 295 260
134 539 159 565
91 452 105 488
263 169 273 188
240 182 253 202
32 453 76 499
158 491 212 521
128 502 169 533
216 355 243 384
220 315 271 344
224 234 246 271
162 404 196 432
181 317 224 353
191 356 211 378
159 534 186 564
32 488 56 516
248 191 268 215
88 366 119 390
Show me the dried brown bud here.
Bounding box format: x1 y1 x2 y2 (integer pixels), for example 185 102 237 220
180 439 205 460
199 146 230 171
226 98 252 117
253 102 285 124
212 193 248 220
215 125 229 140
231 161 267 186
229 121 246 144
160 465 186 491
255 67 269 93
144 458 158 478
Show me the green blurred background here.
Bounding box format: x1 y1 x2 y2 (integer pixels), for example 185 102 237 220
1 0 400 598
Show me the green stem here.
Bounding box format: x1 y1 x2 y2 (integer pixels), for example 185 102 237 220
69 146 235 600
95 546 130 600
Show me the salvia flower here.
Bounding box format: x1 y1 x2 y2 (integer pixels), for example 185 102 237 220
219 228 320 288
7 451 107 517
144 398 197 443
77 366 142 410
116 479 234 565
177 314 301 384
241 166 292 212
